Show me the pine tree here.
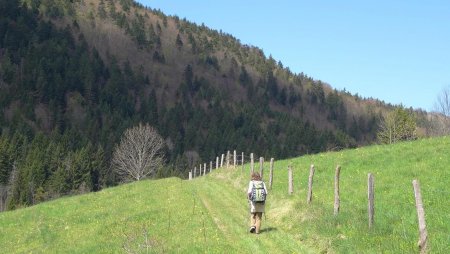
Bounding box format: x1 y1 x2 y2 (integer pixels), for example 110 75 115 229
176 33 183 49
0 137 12 185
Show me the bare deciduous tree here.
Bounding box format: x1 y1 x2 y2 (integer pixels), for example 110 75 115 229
429 86 450 136
434 85 450 117
426 113 450 136
112 123 164 181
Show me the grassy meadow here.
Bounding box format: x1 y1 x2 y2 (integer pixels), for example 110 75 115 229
0 137 449 253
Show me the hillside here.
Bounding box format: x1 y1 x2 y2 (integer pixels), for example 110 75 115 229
0 0 381 158
0 0 444 210
1 137 448 253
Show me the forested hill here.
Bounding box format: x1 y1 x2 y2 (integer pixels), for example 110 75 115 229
0 0 435 210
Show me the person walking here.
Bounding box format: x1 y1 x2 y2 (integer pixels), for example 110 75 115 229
247 172 268 234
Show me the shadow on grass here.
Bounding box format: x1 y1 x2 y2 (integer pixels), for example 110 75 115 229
259 227 277 233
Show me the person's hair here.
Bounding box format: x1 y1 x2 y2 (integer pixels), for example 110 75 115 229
251 172 261 181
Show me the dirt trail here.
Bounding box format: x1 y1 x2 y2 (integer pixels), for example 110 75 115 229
195 178 316 253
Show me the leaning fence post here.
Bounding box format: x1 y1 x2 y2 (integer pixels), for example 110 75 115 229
259 157 264 179
307 165 315 204
334 165 341 216
368 173 375 228
412 180 428 254
288 165 293 195
233 150 237 168
269 158 274 190
250 153 254 174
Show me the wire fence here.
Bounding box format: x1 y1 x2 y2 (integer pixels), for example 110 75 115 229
188 150 433 253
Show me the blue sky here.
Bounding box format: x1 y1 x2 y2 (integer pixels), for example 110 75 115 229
137 0 450 111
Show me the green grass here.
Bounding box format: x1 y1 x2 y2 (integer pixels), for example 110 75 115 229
1 137 449 253
270 136 450 253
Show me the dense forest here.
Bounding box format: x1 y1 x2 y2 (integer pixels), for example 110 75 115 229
0 0 437 210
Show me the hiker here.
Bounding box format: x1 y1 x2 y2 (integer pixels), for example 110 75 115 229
247 172 268 234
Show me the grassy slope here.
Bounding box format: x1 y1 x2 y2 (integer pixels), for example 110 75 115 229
1 137 449 253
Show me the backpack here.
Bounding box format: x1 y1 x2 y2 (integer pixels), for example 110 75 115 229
250 180 266 203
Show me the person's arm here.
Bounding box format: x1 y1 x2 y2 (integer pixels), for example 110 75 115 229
247 181 253 200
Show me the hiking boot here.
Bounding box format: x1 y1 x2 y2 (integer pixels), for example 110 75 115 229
249 226 256 233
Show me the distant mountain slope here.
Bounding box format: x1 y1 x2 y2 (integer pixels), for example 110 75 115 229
0 0 440 210
1 137 448 253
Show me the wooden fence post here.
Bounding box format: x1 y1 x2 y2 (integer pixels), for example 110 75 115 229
269 158 274 190
233 150 237 168
204 163 206 176
210 161 212 173
412 180 428 254
307 165 315 204
216 157 219 169
221 154 224 168
226 151 230 169
189 171 192 180
334 165 341 216
199 164 202 177
368 173 375 228
194 167 197 178
250 153 254 174
259 157 264 179
241 152 245 171
288 165 293 195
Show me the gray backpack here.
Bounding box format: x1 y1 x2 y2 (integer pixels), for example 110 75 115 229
250 181 266 203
